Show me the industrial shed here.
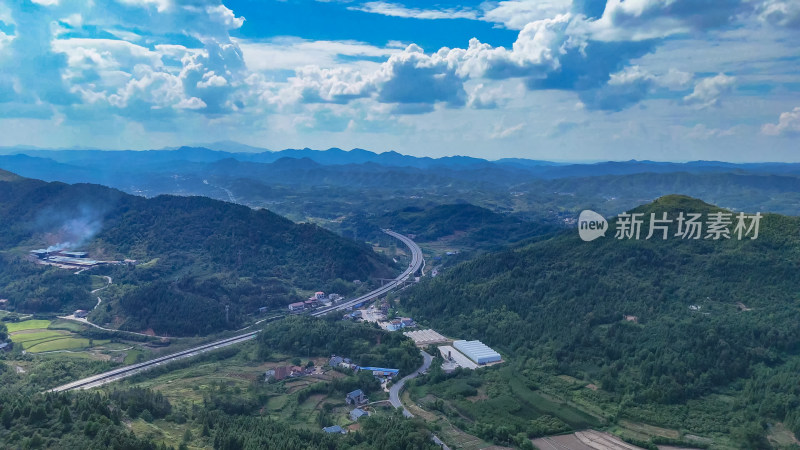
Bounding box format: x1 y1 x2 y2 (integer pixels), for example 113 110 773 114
453 340 501 365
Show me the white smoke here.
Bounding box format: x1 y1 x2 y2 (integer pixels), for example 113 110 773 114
39 204 105 251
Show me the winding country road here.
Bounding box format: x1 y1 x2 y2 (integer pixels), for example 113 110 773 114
59 275 185 339
389 350 433 417
89 275 111 312
388 351 452 449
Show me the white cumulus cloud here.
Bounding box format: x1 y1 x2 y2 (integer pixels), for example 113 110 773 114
758 0 800 28
762 107 800 136
176 96 207 109
206 4 245 29
349 2 479 20
197 72 228 88
118 0 171 13
481 0 572 30
683 73 736 109
490 122 525 139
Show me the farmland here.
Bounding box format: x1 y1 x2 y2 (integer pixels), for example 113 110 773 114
7 319 108 353
6 319 52 333
107 344 395 449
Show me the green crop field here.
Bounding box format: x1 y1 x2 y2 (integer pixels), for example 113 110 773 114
12 330 70 347
123 349 143 365
7 319 109 353
6 319 52 332
27 338 109 353
48 319 87 332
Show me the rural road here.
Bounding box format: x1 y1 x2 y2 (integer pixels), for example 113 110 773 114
60 275 187 339
389 350 433 417
90 275 112 294
387 350 451 449
58 275 185 339
90 275 112 311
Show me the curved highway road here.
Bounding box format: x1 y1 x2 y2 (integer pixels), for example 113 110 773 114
311 229 424 317
49 230 424 392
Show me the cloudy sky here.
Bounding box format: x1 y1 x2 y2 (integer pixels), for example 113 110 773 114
0 0 798 161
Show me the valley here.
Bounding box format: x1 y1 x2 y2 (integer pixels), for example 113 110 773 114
1 156 800 450
1 0 797 446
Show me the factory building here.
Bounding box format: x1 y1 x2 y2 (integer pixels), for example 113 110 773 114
438 345 478 370
453 340 501 365
357 367 400 380
48 256 101 267
61 251 88 258
29 249 104 269
404 329 449 346
30 249 50 259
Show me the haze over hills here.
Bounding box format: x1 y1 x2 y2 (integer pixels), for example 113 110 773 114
7 143 800 173
1 146 800 231
0 173 395 336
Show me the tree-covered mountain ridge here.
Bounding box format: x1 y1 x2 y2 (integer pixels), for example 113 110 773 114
403 195 800 438
0 174 395 335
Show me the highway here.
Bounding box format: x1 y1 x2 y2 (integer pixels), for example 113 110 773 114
49 331 259 392
49 230 423 392
311 229 424 317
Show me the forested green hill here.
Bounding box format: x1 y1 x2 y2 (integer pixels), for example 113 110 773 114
403 195 800 442
341 203 558 251
0 176 394 335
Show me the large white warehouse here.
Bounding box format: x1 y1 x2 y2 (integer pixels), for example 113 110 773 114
453 340 501 365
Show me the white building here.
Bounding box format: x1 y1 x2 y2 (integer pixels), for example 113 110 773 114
438 345 477 370
453 340 501 365
403 329 448 346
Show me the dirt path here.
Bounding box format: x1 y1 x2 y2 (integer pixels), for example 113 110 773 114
60 275 185 339
89 275 112 311
91 276 112 294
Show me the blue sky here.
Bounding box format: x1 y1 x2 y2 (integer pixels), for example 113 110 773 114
0 0 798 161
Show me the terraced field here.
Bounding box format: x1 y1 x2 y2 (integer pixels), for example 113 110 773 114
6 319 52 333
28 337 108 353
12 330 70 348
8 319 107 353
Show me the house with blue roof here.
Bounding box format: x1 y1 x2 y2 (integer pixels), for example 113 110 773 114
346 389 366 405
350 408 368 421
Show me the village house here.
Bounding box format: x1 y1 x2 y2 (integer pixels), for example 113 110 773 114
350 408 368 421
345 389 367 405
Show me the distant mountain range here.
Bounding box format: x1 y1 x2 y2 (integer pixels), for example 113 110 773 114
1 144 800 225
6 143 800 175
